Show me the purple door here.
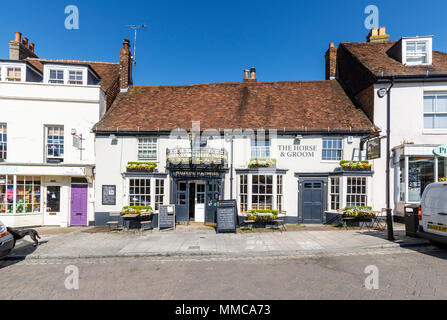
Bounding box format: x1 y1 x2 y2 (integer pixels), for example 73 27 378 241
71 184 88 226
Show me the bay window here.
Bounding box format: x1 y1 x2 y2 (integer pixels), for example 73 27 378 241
330 177 340 210
239 175 248 212
238 174 284 212
128 177 165 211
346 177 367 207
155 179 164 210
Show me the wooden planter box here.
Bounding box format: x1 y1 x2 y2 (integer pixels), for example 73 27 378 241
126 168 154 173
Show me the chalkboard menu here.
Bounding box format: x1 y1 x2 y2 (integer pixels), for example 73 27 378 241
216 200 237 233
102 185 116 205
159 205 176 230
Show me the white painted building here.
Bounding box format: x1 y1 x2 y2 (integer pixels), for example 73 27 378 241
0 32 121 227
334 27 447 220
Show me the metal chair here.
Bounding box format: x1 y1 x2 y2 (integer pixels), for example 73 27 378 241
372 208 387 231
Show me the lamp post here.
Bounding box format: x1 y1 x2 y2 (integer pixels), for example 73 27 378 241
377 79 395 241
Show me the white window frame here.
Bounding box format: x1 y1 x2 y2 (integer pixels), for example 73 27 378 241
403 37 432 66
346 176 368 207
137 137 158 161
251 137 271 158
6 66 22 82
68 70 83 85
48 69 65 84
154 179 165 211
128 178 151 207
44 65 87 85
322 137 343 161
239 175 248 212
423 93 447 130
45 125 64 160
0 124 6 161
329 177 340 210
127 177 166 211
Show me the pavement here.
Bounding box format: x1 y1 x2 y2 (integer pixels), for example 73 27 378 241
4 223 430 260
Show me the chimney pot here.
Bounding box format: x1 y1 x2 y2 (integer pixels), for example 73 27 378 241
367 26 389 43
122 38 131 50
243 69 249 80
22 37 28 47
250 67 256 80
29 42 35 52
14 31 22 43
329 42 335 48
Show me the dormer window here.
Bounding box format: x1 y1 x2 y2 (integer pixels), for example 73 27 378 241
68 70 83 85
6 67 21 82
402 37 432 66
49 69 64 84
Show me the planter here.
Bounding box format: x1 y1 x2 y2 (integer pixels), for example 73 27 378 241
126 168 154 173
343 217 373 227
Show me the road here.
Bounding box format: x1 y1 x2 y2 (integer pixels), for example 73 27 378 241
0 246 446 300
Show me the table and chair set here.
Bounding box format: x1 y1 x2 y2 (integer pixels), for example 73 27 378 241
338 208 388 231
240 211 287 232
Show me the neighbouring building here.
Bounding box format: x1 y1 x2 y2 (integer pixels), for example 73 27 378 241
93 62 374 225
333 27 447 220
0 31 121 227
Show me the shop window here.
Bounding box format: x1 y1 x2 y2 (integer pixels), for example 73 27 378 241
424 94 447 129
239 175 248 212
252 175 273 210
46 186 60 213
277 175 283 212
68 70 83 85
408 157 434 202
46 126 64 161
330 177 340 210
0 175 13 214
6 67 21 82
322 138 343 161
16 176 41 213
346 177 367 207
129 178 151 207
155 179 164 211
438 158 446 181
251 137 270 158
138 137 157 161
0 124 6 160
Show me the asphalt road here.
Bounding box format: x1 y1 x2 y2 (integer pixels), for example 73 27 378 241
0 246 446 300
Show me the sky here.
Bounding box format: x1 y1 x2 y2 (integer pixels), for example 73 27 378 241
1 0 447 85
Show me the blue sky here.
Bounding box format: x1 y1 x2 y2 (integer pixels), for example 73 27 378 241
1 0 446 85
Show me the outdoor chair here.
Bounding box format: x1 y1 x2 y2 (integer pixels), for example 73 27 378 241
272 212 287 232
106 211 122 231
372 208 387 231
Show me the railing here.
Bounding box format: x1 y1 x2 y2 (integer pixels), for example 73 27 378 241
166 147 227 167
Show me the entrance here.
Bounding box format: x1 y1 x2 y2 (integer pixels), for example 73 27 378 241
70 184 88 226
187 181 205 222
44 185 61 226
301 180 325 224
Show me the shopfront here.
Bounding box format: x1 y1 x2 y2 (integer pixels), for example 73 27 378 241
394 144 447 217
0 165 94 227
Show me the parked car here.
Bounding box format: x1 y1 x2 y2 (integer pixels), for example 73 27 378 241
0 221 14 258
417 182 447 246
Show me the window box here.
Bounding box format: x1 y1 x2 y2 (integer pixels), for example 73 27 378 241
248 158 277 168
126 162 157 173
339 160 371 171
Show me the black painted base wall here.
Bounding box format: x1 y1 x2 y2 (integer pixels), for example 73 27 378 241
94 212 159 228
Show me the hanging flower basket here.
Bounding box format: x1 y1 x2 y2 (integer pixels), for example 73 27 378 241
339 160 372 171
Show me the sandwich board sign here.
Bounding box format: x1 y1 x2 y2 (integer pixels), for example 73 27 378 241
159 205 176 230
434 144 447 158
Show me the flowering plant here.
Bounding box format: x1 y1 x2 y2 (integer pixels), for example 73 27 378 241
248 158 277 168
120 206 153 216
247 209 278 222
339 160 371 170
126 162 157 171
343 206 374 217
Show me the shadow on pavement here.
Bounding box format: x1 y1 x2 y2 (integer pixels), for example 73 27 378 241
0 239 48 269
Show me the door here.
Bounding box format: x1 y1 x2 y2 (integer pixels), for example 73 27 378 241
301 181 324 224
205 180 221 224
195 181 206 222
175 181 189 222
44 185 61 226
70 184 88 226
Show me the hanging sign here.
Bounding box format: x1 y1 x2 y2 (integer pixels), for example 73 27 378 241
434 144 447 158
367 138 381 160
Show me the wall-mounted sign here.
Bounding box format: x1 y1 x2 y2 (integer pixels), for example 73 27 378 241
434 144 447 158
367 138 381 160
171 171 224 179
102 185 116 205
278 145 317 158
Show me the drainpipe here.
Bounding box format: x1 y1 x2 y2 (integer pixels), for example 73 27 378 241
230 136 234 199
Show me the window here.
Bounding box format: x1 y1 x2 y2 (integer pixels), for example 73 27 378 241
330 177 340 210
6 67 21 82
406 41 428 65
408 157 435 202
129 178 151 207
138 138 157 160
176 181 187 205
46 126 64 160
68 70 83 85
424 94 447 129
0 124 6 160
277 175 283 212
252 175 273 210
49 69 64 84
251 137 270 158
239 175 248 212
322 138 343 161
0 175 14 214
155 179 164 211
346 177 367 207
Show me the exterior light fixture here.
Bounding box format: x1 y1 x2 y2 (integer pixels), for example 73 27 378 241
294 135 303 145
377 88 388 98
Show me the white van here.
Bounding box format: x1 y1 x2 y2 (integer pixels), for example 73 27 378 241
418 182 447 244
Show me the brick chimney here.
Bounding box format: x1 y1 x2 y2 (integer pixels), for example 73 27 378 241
367 27 390 43
325 42 337 80
120 39 132 91
9 31 38 60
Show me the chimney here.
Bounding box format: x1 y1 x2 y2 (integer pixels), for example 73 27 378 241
9 31 38 60
120 38 132 91
367 26 390 43
243 69 249 81
250 67 256 80
242 67 257 82
325 42 338 80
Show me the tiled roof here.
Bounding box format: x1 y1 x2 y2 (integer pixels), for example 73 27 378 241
342 41 447 78
26 58 120 92
93 80 373 133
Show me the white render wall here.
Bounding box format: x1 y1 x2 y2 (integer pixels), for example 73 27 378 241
372 81 447 214
95 133 368 220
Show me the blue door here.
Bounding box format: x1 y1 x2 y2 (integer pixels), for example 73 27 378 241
301 181 324 224
174 180 189 222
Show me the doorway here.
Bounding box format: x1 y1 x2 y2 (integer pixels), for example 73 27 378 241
44 185 61 226
70 184 88 226
300 180 325 224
